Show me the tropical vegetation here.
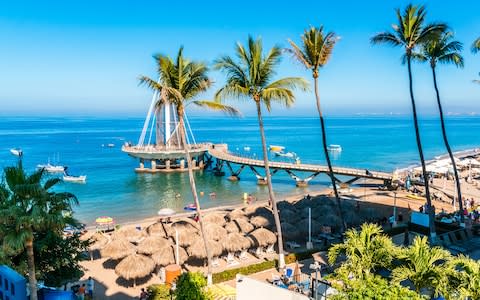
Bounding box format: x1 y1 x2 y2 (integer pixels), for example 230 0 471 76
214 36 308 268
140 47 239 284
288 26 346 231
371 4 446 240
174 272 212 300
414 31 465 224
0 162 82 299
472 36 480 53
329 224 480 299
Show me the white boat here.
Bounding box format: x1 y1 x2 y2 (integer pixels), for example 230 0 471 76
63 174 87 183
107 143 115 148
269 145 285 152
37 163 65 173
327 144 342 152
274 151 296 158
10 148 23 156
243 146 251 151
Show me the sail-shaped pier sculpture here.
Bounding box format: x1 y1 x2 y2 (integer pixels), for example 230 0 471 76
122 88 210 173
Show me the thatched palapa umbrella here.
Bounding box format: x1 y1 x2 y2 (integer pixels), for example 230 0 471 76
172 229 199 247
224 218 254 234
152 245 188 266
227 208 248 222
244 205 272 217
101 238 135 260
188 238 223 259
113 227 146 243
115 254 155 286
147 222 169 238
204 224 227 241
223 232 251 253
137 236 172 255
249 228 276 247
250 215 273 228
203 212 227 226
88 232 110 260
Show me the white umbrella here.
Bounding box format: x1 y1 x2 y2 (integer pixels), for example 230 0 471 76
158 208 176 217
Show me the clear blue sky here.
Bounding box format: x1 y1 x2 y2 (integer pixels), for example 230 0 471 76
0 0 479 116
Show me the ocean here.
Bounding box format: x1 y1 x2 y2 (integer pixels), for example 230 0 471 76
1 115 479 225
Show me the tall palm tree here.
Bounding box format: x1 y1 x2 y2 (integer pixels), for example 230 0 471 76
414 31 465 224
392 236 451 295
139 47 238 284
214 36 308 268
0 163 78 300
371 4 446 240
328 223 396 279
287 26 346 232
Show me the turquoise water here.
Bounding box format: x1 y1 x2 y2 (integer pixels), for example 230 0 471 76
1 115 479 225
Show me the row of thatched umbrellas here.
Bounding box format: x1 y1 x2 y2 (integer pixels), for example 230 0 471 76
89 197 370 283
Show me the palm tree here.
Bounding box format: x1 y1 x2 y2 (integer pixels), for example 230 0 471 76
371 4 446 240
472 37 480 53
139 47 238 284
287 26 346 232
448 255 480 300
392 236 451 295
214 36 308 268
328 223 396 279
414 31 465 224
0 163 78 300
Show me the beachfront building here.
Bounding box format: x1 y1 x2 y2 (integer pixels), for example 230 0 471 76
122 88 210 173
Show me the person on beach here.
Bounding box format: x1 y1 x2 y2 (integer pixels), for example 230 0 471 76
87 277 94 299
140 288 148 300
77 283 86 300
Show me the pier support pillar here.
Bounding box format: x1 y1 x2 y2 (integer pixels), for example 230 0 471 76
296 180 308 187
192 159 197 168
228 175 240 182
199 160 204 169
257 178 268 185
151 160 157 170
165 160 171 170
139 159 145 169
180 159 185 170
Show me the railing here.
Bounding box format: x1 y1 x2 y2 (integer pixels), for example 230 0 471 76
122 143 211 153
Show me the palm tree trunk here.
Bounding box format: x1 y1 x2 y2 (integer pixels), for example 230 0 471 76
314 76 347 232
407 56 436 239
431 66 464 225
178 109 213 284
255 100 285 269
26 238 38 300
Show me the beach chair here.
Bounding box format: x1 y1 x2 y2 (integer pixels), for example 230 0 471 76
212 257 220 267
238 250 248 260
250 247 264 257
286 241 301 249
226 253 239 266
266 244 275 253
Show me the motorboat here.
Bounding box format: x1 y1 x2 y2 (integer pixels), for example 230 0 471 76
274 151 296 158
184 203 197 211
63 174 87 183
327 144 342 152
243 146 251 151
37 163 65 173
107 143 115 148
269 145 285 152
10 148 23 156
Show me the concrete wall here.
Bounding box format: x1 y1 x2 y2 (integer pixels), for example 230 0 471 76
236 275 309 300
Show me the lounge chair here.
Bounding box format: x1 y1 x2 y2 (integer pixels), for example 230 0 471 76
226 252 239 266
286 241 301 249
266 244 275 253
249 247 264 258
238 250 248 260
212 257 220 267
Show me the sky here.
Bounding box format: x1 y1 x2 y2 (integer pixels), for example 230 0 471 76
0 0 479 117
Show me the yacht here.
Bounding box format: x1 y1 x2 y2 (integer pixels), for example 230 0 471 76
327 144 342 152
63 174 87 183
10 148 23 156
269 145 285 152
37 163 65 173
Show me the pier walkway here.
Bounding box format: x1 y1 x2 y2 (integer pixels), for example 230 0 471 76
207 148 393 187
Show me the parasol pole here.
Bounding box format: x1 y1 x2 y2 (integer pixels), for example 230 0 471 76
307 207 313 249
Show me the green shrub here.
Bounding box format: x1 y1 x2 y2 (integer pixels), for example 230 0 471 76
175 272 212 300
212 260 276 283
147 284 171 300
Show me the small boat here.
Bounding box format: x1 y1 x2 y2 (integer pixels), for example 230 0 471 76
327 144 342 152
63 174 86 183
107 143 115 148
269 145 285 152
37 163 65 173
243 146 251 151
274 151 296 158
184 203 197 211
10 148 23 156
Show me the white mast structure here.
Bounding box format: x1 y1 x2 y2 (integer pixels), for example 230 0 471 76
122 85 207 172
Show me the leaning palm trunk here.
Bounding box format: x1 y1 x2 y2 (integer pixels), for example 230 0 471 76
431 66 464 225
255 100 285 268
178 109 213 284
26 238 38 300
314 76 347 232
407 56 436 239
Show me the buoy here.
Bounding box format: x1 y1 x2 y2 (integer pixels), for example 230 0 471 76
200 191 204 196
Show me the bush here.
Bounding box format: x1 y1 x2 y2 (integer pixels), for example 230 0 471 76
175 272 212 300
147 284 171 300
212 260 276 283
